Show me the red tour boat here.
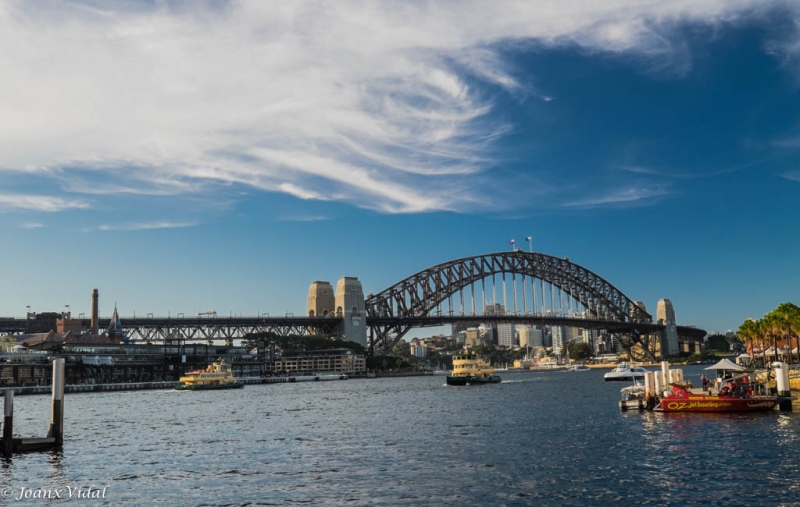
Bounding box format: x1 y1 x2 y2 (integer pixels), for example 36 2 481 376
654 377 778 413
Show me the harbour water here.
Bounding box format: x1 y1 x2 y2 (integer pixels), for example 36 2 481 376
2 365 800 506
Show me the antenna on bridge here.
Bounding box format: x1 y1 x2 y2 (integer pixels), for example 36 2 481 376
526 236 532 252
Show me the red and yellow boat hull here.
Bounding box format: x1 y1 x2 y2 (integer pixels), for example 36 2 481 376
655 386 777 413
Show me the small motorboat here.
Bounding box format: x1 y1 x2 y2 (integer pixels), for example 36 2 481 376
604 362 649 382
566 364 590 372
619 381 647 411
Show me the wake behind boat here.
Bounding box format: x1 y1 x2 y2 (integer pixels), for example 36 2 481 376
604 362 648 382
446 352 501 386
565 364 590 372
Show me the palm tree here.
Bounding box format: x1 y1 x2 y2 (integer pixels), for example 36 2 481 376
765 305 793 363
762 313 784 364
773 303 800 364
737 318 759 364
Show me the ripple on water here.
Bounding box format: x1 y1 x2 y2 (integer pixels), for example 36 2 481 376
4 368 800 506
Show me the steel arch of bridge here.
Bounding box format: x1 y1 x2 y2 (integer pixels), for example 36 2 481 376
365 251 653 354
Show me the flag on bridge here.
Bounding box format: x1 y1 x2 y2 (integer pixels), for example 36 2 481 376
509 239 515 244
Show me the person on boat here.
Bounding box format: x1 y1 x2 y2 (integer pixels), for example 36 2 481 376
700 373 709 392
723 380 737 397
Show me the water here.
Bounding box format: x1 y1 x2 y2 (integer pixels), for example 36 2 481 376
2 365 800 506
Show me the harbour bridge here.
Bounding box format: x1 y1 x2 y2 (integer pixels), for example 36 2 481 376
1 251 705 360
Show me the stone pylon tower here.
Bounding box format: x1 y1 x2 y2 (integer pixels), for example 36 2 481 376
657 299 680 357
335 277 367 347
307 281 335 317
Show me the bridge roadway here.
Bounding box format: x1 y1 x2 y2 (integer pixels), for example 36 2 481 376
0 314 706 344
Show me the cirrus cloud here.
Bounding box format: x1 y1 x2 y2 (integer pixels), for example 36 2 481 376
0 0 792 213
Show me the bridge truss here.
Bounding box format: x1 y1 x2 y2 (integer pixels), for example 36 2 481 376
1 251 706 360
365 251 658 356
94 316 340 343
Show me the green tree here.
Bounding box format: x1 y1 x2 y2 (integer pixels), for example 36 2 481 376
778 302 800 362
737 302 800 367
766 303 800 362
705 334 730 353
737 319 759 360
562 342 592 361
241 332 366 355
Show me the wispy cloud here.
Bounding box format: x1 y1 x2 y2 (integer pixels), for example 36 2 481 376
21 222 44 229
620 158 769 179
782 171 800 182
278 215 332 222
0 194 89 212
564 187 669 208
0 1 789 213
84 221 198 232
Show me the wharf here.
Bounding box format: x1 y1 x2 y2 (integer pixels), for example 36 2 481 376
0 374 349 395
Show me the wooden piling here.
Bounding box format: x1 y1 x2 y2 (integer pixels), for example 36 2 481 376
46 358 65 447
3 390 12 457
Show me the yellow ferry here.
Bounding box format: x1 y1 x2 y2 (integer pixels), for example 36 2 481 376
175 360 244 390
446 352 501 386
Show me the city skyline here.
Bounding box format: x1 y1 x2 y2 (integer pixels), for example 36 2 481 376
2 1 799 336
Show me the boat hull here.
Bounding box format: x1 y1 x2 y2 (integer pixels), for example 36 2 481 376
655 394 777 412
604 373 645 382
446 375 501 386
175 382 244 391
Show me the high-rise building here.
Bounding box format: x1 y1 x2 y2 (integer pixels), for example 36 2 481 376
484 303 505 316
657 299 679 356
497 323 516 347
484 303 504 346
518 326 531 348
464 327 481 348
451 321 471 341
551 326 565 352
631 301 648 322
530 328 544 348
564 326 581 343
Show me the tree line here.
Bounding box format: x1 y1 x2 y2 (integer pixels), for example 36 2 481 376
737 302 800 365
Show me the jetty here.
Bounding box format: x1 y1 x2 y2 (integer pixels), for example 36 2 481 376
0 373 350 396
1 358 65 456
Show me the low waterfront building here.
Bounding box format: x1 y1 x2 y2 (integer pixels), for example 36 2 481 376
272 348 366 375
0 335 17 353
0 340 262 387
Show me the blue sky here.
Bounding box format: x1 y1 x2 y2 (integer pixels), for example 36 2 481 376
1 1 799 336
